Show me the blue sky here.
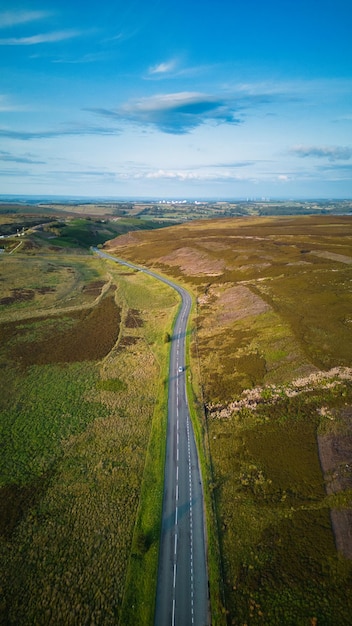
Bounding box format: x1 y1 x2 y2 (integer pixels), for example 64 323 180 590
1 0 352 199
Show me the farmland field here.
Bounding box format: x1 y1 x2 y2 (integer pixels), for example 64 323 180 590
106 215 352 625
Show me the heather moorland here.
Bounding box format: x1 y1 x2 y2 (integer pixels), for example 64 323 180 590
1 211 352 625
105 214 352 624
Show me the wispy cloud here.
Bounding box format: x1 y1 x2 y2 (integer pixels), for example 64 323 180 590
145 58 221 81
52 51 110 64
316 163 352 177
141 169 249 182
0 125 120 140
46 169 119 181
103 27 140 45
0 150 44 164
290 145 352 161
0 167 31 177
114 161 261 184
208 160 256 169
148 59 178 75
0 10 51 28
0 29 83 46
230 78 352 100
233 80 301 97
89 91 242 134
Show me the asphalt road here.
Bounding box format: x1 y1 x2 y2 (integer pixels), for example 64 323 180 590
93 248 209 626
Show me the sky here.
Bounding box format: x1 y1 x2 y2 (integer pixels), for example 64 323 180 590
1 0 352 199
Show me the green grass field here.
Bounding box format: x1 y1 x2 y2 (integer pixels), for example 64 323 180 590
0 232 179 624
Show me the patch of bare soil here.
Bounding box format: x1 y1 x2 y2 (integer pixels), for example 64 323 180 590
317 405 352 559
159 247 226 276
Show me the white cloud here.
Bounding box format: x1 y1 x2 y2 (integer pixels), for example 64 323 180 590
145 58 221 81
0 124 120 140
0 10 51 28
0 30 82 45
90 91 242 134
148 59 177 75
123 91 210 112
128 167 254 183
52 51 110 64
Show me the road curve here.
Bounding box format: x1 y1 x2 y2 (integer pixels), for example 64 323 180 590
92 248 209 625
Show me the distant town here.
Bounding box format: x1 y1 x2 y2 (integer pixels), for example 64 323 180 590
0 197 351 225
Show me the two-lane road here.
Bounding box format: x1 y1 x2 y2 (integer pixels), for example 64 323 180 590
93 248 209 626
155 287 209 626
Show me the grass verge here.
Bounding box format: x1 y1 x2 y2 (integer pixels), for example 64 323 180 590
118 372 169 625
104 262 180 625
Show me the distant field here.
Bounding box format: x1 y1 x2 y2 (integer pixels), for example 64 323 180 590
1 198 351 227
106 214 352 624
0 228 179 624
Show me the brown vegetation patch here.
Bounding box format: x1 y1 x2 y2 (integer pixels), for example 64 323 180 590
0 286 55 307
82 280 106 296
159 246 226 276
5 289 121 366
125 308 144 328
36 286 56 295
118 336 139 348
0 288 35 306
21 240 39 251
